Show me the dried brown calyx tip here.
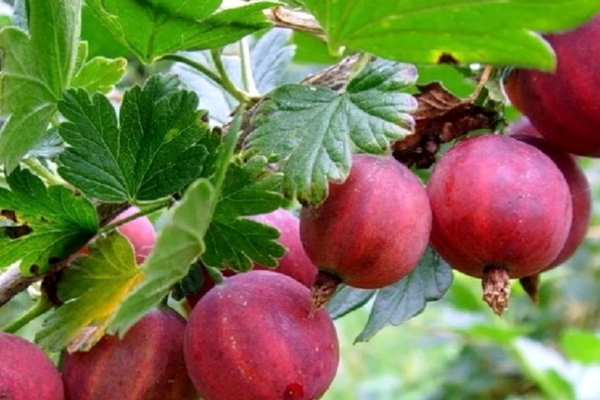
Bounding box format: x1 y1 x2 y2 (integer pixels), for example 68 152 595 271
519 273 541 305
310 270 342 314
482 266 511 316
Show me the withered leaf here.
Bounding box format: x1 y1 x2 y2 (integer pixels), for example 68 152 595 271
393 82 498 168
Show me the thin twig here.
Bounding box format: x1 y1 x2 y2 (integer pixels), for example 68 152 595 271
160 53 250 104
239 37 260 97
263 7 325 39
210 49 252 104
0 264 39 306
464 65 494 104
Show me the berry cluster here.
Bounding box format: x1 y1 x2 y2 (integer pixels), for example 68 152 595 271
2 15 597 400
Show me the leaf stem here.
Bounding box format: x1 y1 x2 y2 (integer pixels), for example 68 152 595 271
160 54 249 104
209 49 252 104
239 37 260 97
22 158 65 186
98 198 174 234
1 295 53 333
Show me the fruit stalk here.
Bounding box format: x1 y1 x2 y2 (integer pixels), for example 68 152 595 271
481 267 511 316
310 271 342 313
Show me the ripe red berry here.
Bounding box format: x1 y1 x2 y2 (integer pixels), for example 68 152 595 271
300 154 431 309
248 209 317 288
112 207 157 264
62 308 197 400
427 134 573 314
509 120 591 270
504 15 600 156
0 332 64 400
184 270 339 400
508 120 592 302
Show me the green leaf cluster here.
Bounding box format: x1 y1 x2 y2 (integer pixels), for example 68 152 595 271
0 0 81 169
6 0 600 355
109 113 240 334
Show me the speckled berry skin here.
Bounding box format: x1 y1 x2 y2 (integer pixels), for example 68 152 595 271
184 270 339 400
0 332 65 400
300 154 431 289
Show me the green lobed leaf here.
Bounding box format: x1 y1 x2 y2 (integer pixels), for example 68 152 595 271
0 0 81 170
58 74 209 202
85 0 277 63
201 156 285 271
0 168 98 274
355 247 453 343
304 0 600 70
203 218 283 271
248 59 418 203
36 231 143 352
109 110 242 335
